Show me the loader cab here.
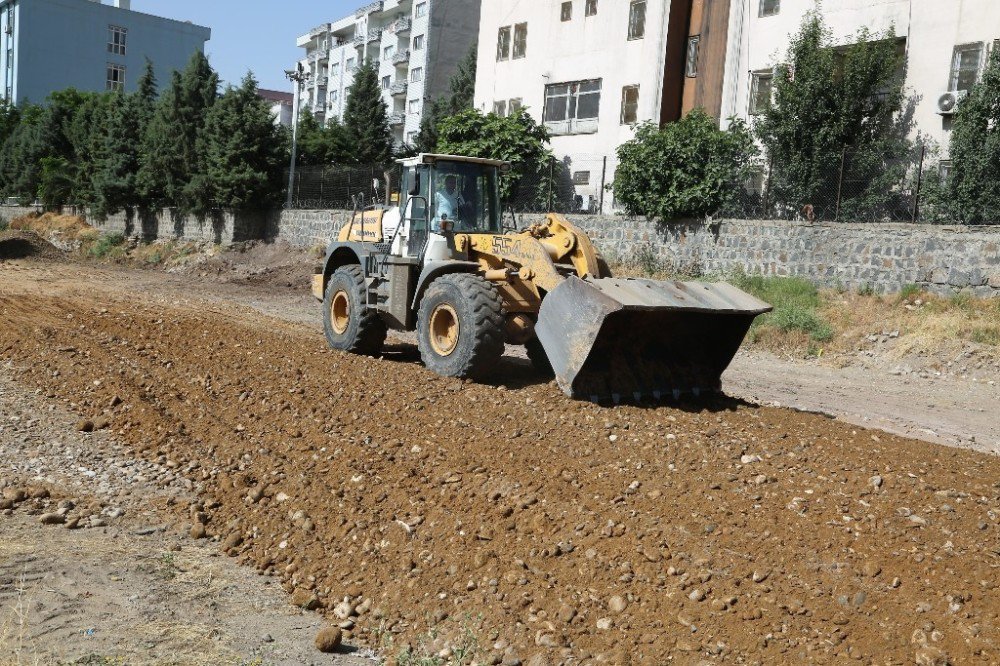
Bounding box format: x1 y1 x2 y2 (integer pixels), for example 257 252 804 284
398 154 507 251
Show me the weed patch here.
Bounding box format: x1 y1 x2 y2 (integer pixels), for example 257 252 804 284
88 233 125 259
729 273 834 343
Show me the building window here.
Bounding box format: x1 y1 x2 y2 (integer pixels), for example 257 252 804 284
543 79 601 134
108 25 127 56
759 0 780 17
346 57 356 70
685 36 700 78
411 67 423 82
508 98 523 113
331 90 339 102
620 85 639 124
628 1 646 40
106 63 126 92
413 34 425 50
382 75 391 90
561 2 572 22
749 70 773 115
586 0 598 17
407 131 419 144
331 63 340 76
384 46 394 59
415 2 427 18
513 23 528 59
573 171 591 185
950 43 984 92
497 26 511 61
493 100 508 116
408 99 420 113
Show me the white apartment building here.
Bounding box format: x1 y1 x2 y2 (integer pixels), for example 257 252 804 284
474 0 688 211
721 0 1000 158
297 0 481 146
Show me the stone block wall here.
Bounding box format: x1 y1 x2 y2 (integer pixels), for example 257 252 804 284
573 217 1000 297
4 204 997 297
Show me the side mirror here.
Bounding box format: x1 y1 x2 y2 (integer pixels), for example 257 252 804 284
408 172 421 197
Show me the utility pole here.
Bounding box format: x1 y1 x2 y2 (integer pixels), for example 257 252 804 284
285 63 309 209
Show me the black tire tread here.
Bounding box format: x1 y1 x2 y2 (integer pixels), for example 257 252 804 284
417 273 505 379
323 264 387 356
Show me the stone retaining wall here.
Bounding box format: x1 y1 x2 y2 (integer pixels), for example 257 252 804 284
4 205 997 296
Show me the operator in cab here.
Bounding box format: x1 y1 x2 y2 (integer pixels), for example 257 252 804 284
433 173 476 231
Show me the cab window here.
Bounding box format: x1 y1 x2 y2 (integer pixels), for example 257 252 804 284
431 162 499 232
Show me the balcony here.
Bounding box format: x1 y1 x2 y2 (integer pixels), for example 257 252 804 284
366 28 383 43
310 49 330 63
352 33 365 47
355 1 384 18
310 23 331 38
388 112 405 126
389 81 408 96
386 17 412 34
391 49 410 66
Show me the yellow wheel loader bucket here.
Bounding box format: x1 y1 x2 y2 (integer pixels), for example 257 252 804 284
535 277 773 403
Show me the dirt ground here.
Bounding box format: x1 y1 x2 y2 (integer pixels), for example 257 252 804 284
1 254 998 665
0 365 376 666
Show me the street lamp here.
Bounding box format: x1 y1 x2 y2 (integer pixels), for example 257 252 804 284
285 62 309 209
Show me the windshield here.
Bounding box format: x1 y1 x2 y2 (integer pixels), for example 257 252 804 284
430 161 500 233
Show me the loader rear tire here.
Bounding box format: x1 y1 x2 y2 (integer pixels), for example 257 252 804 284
323 265 387 356
417 273 505 379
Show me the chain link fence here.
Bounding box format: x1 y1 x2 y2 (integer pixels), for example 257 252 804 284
720 145 955 224
284 165 401 210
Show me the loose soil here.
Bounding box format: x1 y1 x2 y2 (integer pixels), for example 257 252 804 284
1 259 998 664
0 231 63 262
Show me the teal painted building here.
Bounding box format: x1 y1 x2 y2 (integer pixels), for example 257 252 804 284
0 0 210 104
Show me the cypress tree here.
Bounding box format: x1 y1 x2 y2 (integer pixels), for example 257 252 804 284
342 61 392 166
193 73 287 212
139 52 218 211
415 44 477 153
95 62 157 215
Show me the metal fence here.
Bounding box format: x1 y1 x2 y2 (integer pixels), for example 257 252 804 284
720 145 948 224
285 164 400 210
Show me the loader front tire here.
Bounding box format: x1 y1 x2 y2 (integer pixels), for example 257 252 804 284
323 265 386 356
417 273 505 379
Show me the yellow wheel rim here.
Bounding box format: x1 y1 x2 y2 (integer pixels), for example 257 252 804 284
429 304 460 357
331 290 351 335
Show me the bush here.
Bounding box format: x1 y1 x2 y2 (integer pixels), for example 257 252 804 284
613 109 758 221
89 232 125 258
730 272 833 342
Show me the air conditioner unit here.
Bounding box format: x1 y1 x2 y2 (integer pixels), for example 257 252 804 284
937 90 968 115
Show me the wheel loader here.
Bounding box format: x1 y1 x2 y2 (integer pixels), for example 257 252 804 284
312 153 771 402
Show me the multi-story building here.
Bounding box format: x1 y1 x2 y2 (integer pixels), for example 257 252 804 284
296 0 482 146
474 0 695 211
259 88 294 127
0 0 211 104
699 0 1000 158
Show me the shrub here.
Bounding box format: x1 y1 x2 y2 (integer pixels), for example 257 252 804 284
899 283 922 301
89 232 125 258
730 272 834 342
613 109 758 221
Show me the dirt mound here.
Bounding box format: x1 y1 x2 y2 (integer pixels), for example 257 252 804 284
0 289 998 664
9 211 95 244
185 240 317 290
0 230 63 261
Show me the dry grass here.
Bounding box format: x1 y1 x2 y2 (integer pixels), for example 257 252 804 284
9 213 97 245
0 572 43 666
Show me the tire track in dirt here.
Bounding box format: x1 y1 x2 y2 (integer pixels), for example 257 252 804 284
1 285 999 664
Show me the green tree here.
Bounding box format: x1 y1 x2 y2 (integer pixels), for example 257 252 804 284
0 100 20 147
613 110 758 221
94 63 157 215
38 156 77 208
139 52 219 210
65 92 114 207
296 112 351 165
415 44 477 153
342 61 392 166
947 48 1000 223
754 12 911 219
437 107 551 200
190 73 287 212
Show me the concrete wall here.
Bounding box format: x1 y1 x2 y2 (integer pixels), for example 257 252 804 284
2 0 210 104
3 205 997 297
